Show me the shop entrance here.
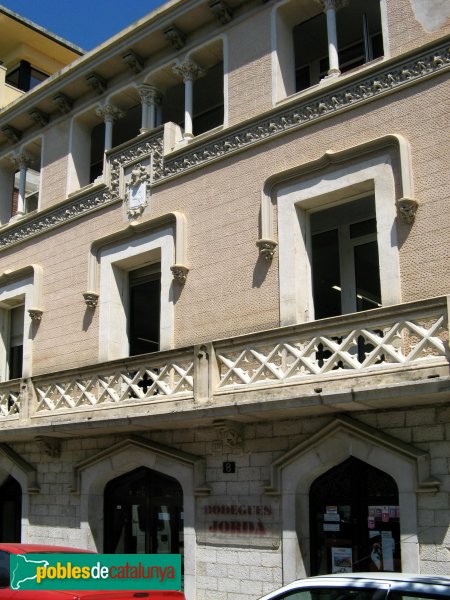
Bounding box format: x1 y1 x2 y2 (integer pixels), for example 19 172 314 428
0 475 21 542
104 467 183 556
309 457 401 575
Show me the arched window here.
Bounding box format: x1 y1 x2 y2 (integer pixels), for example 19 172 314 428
0 476 21 542
104 467 183 556
309 457 401 575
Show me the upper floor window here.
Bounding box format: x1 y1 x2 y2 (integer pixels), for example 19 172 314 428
293 0 384 92
274 0 384 101
5 60 48 92
129 264 161 356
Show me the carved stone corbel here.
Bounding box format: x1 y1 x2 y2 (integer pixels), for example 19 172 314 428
28 308 43 321
1 125 22 143
35 436 62 457
86 72 107 95
164 25 186 50
213 419 244 451
29 108 49 127
396 197 418 224
53 93 73 114
83 291 99 308
208 0 233 24
257 238 277 261
170 264 189 283
122 50 145 73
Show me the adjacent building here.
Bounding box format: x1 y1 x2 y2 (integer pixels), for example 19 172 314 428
0 0 449 598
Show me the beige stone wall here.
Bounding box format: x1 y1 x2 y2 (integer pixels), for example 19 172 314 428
40 121 71 210
8 405 450 598
0 70 448 373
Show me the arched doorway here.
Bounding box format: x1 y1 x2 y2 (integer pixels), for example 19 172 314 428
309 457 401 575
0 475 21 542
104 467 183 556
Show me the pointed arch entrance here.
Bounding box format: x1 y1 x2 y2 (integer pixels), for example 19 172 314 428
309 456 401 575
104 466 183 555
0 475 21 542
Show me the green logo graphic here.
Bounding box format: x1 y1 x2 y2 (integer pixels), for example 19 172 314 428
10 554 181 591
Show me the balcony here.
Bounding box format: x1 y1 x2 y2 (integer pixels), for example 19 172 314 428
1 296 449 440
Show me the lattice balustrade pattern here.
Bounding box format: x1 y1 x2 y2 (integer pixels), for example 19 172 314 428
216 307 448 390
34 357 194 413
0 382 21 417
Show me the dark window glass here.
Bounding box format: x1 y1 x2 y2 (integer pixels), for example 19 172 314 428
0 476 21 543
354 241 381 311
312 229 341 319
5 60 47 92
129 266 161 356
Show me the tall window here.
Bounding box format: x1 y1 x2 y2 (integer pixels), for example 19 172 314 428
309 457 401 575
12 168 40 217
0 476 21 542
310 196 381 319
8 305 24 380
129 264 161 356
104 467 183 556
293 0 384 92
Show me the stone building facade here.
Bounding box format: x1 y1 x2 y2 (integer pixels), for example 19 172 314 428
0 0 449 599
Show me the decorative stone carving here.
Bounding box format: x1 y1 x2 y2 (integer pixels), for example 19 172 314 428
10 153 32 170
28 308 43 321
83 292 99 308
96 103 124 123
1 125 22 143
396 197 418 224
172 59 205 82
138 84 161 105
122 49 145 73
53 93 73 114
257 238 277 261
29 108 49 127
125 163 150 218
208 0 233 24
35 436 62 457
170 264 189 283
164 25 186 50
86 72 107 95
213 419 244 450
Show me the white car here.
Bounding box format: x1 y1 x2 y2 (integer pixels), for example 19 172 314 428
258 573 450 600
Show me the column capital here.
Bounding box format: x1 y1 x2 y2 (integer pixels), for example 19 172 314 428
137 84 162 105
173 59 205 83
10 152 32 170
315 0 348 11
95 103 124 123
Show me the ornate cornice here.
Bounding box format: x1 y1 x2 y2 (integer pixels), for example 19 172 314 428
160 42 449 179
0 42 447 251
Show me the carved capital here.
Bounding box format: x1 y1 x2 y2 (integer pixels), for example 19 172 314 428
213 419 244 451
86 72 107 95
29 108 49 128
83 291 99 308
35 436 61 457
10 153 32 170
396 197 418 224
2 125 22 143
256 238 277 261
53 93 73 114
96 103 124 123
122 49 145 73
138 84 162 106
28 308 43 321
164 25 186 50
208 0 233 24
170 264 189 283
173 59 205 82
315 0 348 10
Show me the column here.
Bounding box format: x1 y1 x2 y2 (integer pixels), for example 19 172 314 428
173 59 205 140
137 85 162 131
95 103 124 151
317 0 347 77
11 154 31 217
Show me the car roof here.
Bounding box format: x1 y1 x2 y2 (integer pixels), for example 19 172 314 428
0 543 95 554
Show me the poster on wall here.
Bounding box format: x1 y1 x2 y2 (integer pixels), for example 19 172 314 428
331 547 352 573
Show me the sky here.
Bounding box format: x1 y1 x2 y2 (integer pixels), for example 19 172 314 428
2 0 166 51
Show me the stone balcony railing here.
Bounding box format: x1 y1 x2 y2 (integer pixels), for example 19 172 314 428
0 296 449 435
